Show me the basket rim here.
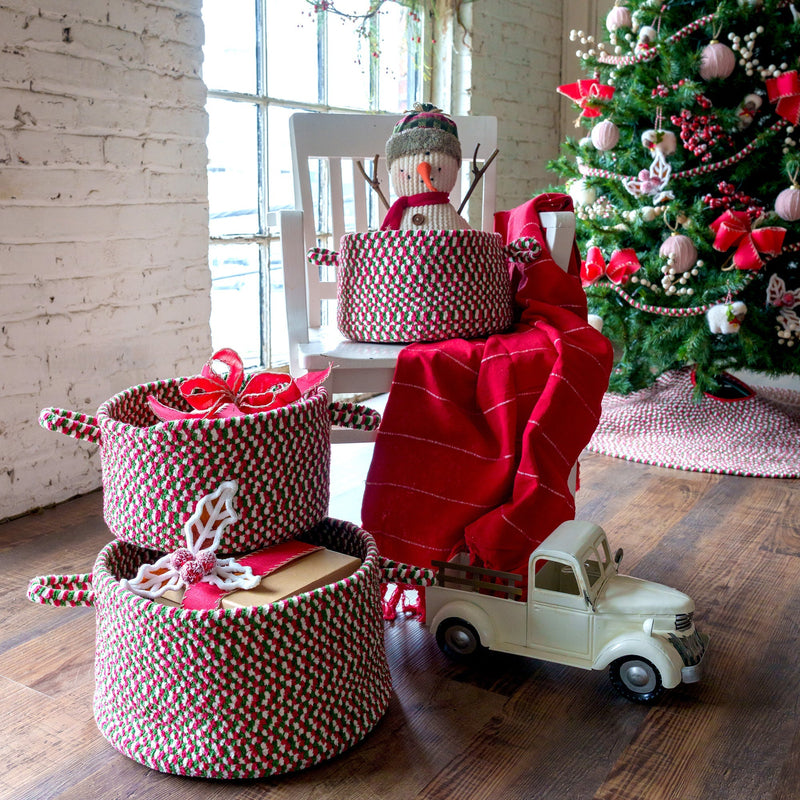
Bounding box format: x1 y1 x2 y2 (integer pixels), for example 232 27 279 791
341 228 503 244
96 378 328 439
92 518 380 620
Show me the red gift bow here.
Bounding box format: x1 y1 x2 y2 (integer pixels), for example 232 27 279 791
710 210 786 271
581 246 641 286
766 70 800 125
557 79 615 118
148 348 331 421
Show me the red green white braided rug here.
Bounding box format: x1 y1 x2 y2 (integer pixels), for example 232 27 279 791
587 368 800 478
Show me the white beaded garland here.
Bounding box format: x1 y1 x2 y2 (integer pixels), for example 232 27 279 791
699 41 736 81
775 186 800 221
591 119 620 151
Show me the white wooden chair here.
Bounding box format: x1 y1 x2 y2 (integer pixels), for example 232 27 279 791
271 111 576 442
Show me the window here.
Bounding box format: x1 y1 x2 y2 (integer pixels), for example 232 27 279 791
534 559 580 596
202 1 424 369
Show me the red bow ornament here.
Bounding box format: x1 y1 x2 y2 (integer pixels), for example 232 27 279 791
766 70 800 125
710 210 786 271
557 79 615 118
581 246 641 286
148 348 330 421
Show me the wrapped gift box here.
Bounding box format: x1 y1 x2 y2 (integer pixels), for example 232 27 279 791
157 546 361 609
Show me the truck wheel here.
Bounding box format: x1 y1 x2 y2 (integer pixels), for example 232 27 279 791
436 618 485 661
609 657 665 703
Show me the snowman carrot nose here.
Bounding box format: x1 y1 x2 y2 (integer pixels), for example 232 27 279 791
416 161 436 191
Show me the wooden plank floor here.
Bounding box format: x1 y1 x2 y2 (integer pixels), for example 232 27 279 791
2 449 800 800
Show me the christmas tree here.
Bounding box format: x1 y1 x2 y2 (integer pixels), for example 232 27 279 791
550 0 800 397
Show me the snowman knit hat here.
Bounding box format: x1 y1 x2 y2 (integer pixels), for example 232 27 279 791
385 103 461 166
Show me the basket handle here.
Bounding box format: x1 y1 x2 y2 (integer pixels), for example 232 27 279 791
38 408 102 444
27 573 96 607
306 247 339 266
379 557 436 587
329 401 381 431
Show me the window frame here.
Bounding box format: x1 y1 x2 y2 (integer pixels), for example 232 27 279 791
204 3 427 370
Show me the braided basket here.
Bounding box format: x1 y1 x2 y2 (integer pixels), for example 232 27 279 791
27 519 391 779
309 229 516 343
39 382 379 555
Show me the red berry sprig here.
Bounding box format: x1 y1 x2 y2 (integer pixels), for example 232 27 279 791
702 181 765 220
670 108 734 163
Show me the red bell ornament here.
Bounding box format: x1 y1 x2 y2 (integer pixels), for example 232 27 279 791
591 119 620 151
659 233 698 273
775 185 800 222
698 41 736 81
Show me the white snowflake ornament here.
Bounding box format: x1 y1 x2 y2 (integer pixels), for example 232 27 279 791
767 274 800 341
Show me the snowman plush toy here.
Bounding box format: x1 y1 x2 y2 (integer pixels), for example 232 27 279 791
381 104 470 232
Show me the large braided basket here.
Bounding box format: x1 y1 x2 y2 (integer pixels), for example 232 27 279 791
27 519 392 779
309 229 516 343
39 381 379 555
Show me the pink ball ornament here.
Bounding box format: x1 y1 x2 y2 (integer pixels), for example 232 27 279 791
606 4 632 32
659 233 697 273
699 41 736 81
775 186 800 222
591 119 620 151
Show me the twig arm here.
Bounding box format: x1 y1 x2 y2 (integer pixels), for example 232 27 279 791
457 145 500 215
356 155 390 209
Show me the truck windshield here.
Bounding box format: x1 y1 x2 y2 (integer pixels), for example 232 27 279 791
581 542 610 590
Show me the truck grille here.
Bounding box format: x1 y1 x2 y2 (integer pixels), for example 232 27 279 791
675 612 693 631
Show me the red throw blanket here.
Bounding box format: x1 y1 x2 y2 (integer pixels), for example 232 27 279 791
361 194 614 580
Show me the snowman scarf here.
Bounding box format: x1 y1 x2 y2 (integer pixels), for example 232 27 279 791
361 194 613 583
380 191 450 231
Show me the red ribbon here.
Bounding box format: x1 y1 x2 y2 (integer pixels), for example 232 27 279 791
710 210 786 271
766 70 800 125
148 349 331 421
581 246 641 286
557 79 615 118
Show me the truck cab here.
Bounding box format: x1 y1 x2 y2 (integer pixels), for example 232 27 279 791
426 520 708 703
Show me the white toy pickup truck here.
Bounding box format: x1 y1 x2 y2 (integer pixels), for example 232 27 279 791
426 520 708 703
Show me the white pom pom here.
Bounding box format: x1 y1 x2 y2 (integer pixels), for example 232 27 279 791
568 179 596 206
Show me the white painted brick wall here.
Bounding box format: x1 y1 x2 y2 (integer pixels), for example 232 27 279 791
0 0 210 520
465 0 564 210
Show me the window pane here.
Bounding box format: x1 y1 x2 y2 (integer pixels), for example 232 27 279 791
269 240 288 366
266 0 319 103
327 11 371 109
377 4 417 112
209 243 262 369
268 105 296 212
202 0 257 94
207 99 260 236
